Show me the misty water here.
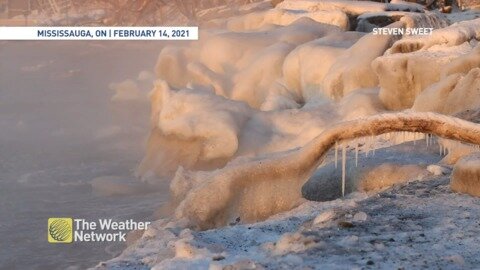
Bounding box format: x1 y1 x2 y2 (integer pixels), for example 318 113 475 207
0 41 168 269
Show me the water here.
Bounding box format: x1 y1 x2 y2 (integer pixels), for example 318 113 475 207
0 40 168 269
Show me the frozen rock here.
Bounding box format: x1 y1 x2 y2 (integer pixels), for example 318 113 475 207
273 232 317 255
282 31 364 100
427 165 451 176
137 82 253 181
450 153 480 197
442 68 480 115
376 20 480 110
414 61 480 115
388 18 480 54
374 43 471 110
322 22 404 100
353 212 368 222
156 19 340 109
411 74 463 113
441 44 480 78
339 88 385 121
339 235 359 247
313 210 336 225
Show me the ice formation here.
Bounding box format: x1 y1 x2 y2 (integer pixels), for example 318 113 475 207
129 0 480 230
173 112 480 229
450 153 480 196
374 18 480 110
302 141 439 202
92 1 480 268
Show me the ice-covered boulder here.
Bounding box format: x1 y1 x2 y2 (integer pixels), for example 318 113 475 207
374 19 480 110
322 22 404 100
411 74 462 113
373 42 472 110
137 82 253 181
388 18 480 54
412 68 480 115
338 88 386 120
441 43 480 77
450 153 480 197
282 31 365 100
155 19 340 109
442 68 480 115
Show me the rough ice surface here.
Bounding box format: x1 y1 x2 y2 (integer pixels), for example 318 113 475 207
374 18 480 110
92 1 480 269
96 178 480 270
451 153 480 196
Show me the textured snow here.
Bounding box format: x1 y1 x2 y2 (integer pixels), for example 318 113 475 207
96 176 480 270
451 153 480 196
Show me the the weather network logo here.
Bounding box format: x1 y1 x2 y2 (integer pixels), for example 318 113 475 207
48 218 73 243
47 217 151 244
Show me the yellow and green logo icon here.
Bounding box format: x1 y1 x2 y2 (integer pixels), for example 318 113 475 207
48 218 73 243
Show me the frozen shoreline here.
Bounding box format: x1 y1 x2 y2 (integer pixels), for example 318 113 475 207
96 174 480 269
95 1 480 268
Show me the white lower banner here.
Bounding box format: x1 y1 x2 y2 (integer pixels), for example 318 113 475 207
0 26 198 40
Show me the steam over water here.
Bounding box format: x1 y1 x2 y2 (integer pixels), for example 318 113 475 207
0 41 168 269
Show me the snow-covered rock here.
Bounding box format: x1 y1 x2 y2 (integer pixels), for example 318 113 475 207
375 19 480 110
155 18 340 109
413 68 480 115
389 18 480 54
450 153 480 197
374 43 473 110
322 22 404 100
282 31 365 100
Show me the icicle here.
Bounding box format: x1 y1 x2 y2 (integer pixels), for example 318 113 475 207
426 134 429 148
342 142 347 198
372 136 376 156
355 140 359 168
365 137 369 158
335 141 338 169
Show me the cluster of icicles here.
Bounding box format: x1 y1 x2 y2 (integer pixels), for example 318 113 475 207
333 132 480 197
